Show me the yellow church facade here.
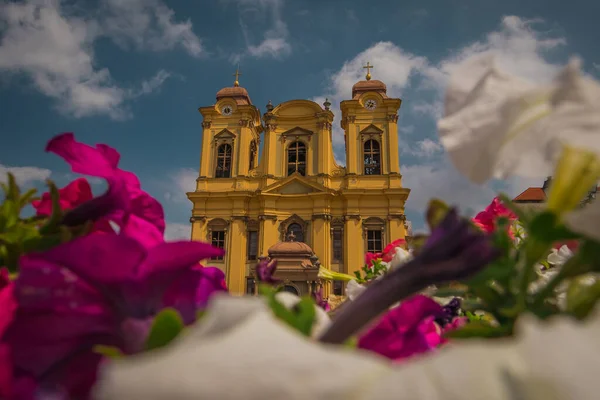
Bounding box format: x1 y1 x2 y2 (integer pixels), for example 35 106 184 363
187 66 411 296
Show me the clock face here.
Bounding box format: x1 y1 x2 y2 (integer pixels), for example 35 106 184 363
364 99 377 110
221 106 233 116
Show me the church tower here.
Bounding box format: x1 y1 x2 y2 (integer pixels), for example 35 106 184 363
197 67 262 184
340 62 402 185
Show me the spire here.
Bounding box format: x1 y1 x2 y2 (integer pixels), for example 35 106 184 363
363 62 373 81
233 64 242 87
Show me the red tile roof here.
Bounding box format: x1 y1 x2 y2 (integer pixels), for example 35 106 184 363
513 187 546 202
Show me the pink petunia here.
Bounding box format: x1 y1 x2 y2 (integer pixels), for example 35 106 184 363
44 133 166 244
357 295 444 362
4 234 225 398
32 178 93 216
472 197 517 236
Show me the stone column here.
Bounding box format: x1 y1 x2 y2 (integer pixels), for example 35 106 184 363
227 217 247 295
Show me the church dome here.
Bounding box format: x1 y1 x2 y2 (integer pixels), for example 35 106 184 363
216 86 252 105
268 240 314 257
352 79 387 99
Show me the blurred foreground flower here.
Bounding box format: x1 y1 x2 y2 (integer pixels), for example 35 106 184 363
3 234 224 397
94 295 600 400
439 56 600 184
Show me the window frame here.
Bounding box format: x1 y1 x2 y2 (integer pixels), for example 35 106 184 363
363 139 382 175
286 140 307 176
215 143 233 178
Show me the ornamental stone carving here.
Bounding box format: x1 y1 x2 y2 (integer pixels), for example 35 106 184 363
202 121 212 128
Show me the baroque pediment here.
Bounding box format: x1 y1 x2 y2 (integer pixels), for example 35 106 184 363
214 129 236 139
360 124 383 135
262 174 329 195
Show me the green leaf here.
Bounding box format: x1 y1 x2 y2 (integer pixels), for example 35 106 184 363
343 337 358 349
446 321 512 339
566 277 600 320
38 180 63 235
19 188 38 209
144 308 185 351
294 297 316 337
433 287 468 298
93 345 124 359
426 199 451 230
1 200 19 230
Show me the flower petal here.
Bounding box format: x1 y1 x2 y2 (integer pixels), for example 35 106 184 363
32 178 93 217
94 296 388 400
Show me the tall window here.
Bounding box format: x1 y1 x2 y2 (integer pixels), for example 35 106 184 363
286 223 304 243
366 229 383 254
246 277 255 295
247 230 258 260
249 141 257 170
211 231 225 260
363 139 381 175
333 281 343 296
332 229 343 262
215 144 232 178
287 141 306 176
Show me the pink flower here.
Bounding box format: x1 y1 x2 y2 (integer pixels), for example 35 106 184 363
472 197 517 235
45 133 165 244
0 270 16 399
364 252 379 268
365 238 407 267
32 178 93 216
381 238 407 262
357 295 444 362
3 234 224 398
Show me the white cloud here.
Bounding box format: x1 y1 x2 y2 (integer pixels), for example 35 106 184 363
227 0 291 60
163 167 198 203
315 41 427 162
165 222 191 241
0 0 199 119
594 63 600 71
0 164 51 186
317 16 569 221
99 0 204 57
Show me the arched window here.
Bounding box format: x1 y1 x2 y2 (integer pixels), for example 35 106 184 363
215 144 232 178
363 139 381 175
287 141 306 176
282 285 299 295
249 141 257 171
286 222 304 243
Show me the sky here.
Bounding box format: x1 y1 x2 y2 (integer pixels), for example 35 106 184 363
1 0 599 240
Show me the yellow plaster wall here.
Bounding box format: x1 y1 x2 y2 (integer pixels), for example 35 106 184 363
189 97 411 295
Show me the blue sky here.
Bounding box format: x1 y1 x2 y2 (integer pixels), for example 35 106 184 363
1 0 599 239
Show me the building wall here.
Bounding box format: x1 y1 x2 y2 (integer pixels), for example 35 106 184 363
189 96 410 295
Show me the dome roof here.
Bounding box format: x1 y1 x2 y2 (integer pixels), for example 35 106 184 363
268 240 314 257
352 79 387 99
216 86 252 105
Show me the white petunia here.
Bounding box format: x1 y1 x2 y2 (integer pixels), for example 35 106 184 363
274 291 331 338
438 55 600 184
345 279 367 301
547 245 574 267
388 247 413 271
95 295 600 400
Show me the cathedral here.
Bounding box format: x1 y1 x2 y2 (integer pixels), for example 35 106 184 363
187 64 411 296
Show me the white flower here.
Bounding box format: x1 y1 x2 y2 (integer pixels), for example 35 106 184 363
388 247 413 271
345 279 366 301
94 295 389 400
95 295 600 399
547 245 574 267
438 55 600 184
274 291 330 338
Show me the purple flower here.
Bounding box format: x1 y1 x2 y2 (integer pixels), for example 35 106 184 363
320 208 500 344
255 259 279 284
434 298 462 327
3 233 224 398
312 287 330 312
